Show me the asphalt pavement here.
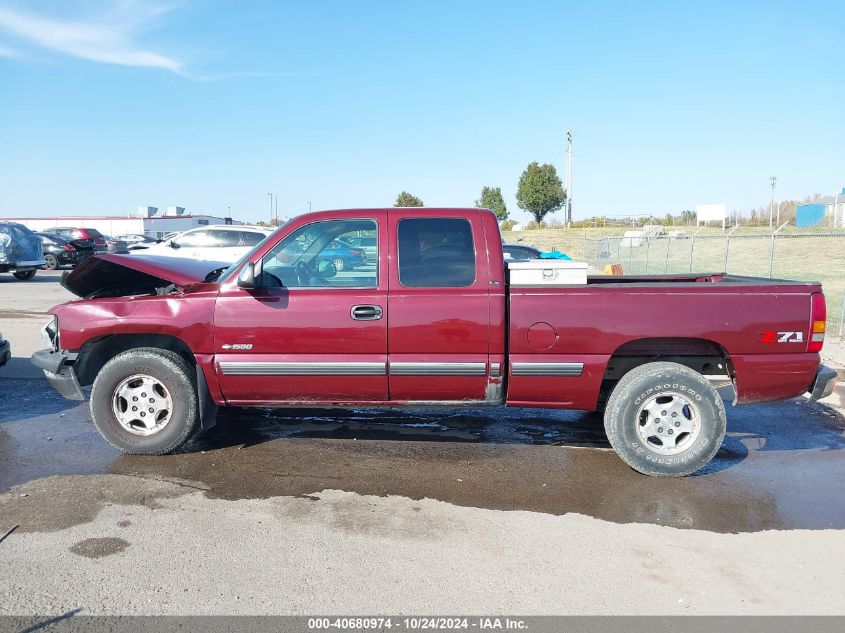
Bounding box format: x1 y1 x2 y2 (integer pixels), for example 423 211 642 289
1 270 844 615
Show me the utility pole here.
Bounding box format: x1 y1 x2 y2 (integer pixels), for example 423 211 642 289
267 193 273 224
566 130 573 228
307 201 312 213
274 195 278 225
769 176 777 228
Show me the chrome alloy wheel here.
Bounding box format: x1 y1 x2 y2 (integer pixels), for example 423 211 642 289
111 374 173 436
635 391 701 454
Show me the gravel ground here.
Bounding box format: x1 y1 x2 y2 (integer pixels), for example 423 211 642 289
1 476 844 616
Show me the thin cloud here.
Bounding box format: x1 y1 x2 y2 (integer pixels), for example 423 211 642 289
0 43 19 57
0 2 183 73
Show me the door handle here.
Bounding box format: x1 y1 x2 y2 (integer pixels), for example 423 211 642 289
351 305 383 320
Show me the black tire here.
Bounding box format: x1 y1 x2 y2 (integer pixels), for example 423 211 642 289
44 254 59 270
603 361 726 477
12 269 36 280
90 348 199 455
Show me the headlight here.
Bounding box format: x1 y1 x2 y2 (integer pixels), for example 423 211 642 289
41 316 58 350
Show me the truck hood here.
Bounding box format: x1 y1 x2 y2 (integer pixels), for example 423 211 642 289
61 253 229 298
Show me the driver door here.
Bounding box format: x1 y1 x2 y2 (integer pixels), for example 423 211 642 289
213 213 388 405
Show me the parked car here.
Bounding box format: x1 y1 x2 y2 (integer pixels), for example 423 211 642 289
34 207 837 477
345 235 377 260
36 232 96 270
138 225 273 263
102 235 130 254
317 238 367 271
502 243 542 261
0 331 9 367
0 221 46 280
51 227 109 254
114 234 160 250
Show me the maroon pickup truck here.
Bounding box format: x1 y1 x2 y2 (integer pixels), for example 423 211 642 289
33 207 837 476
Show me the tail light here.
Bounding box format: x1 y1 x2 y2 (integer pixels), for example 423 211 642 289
807 292 826 353
350 249 364 257
63 244 75 251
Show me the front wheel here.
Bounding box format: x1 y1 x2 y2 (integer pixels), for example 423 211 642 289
603 362 726 477
90 348 200 454
332 257 346 272
13 269 36 280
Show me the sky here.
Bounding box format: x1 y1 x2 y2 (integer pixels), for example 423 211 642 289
0 0 843 225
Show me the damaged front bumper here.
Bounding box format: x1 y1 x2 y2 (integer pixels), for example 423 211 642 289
808 364 838 402
31 348 85 401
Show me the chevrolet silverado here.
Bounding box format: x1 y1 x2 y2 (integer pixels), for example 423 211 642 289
32 208 837 476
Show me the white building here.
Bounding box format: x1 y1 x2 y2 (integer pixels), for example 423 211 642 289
6 207 241 239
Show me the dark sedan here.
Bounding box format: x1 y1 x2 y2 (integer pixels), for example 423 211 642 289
502 243 542 261
36 232 96 270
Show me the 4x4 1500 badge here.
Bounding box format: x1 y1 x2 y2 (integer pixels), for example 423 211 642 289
221 344 253 350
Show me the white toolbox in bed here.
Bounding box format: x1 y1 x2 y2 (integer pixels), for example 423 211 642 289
507 260 588 286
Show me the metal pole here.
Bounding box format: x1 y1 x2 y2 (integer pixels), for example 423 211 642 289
689 235 695 272
307 201 312 213
566 130 573 228
664 236 671 273
769 176 777 228
645 237 650 274
274 195 278 224
267 192 273 223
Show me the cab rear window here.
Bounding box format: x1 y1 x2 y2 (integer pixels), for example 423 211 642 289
397 218 475 287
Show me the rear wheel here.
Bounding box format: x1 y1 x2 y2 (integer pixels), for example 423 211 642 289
333 257 346 272
603 362 726 477
90 348 200 454
44 254 59 270
12 269 36 280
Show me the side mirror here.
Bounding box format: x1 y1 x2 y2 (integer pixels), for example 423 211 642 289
237 262 256 288
170 241 180 249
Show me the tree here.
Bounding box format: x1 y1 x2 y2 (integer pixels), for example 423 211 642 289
679 209 696 225
515 162 566 224
394 191 424 207
475 186 509 221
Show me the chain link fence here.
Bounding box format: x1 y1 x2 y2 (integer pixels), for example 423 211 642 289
584 231 845 337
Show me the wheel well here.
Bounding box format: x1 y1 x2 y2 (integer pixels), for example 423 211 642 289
599 337 733 405
74 334 196 387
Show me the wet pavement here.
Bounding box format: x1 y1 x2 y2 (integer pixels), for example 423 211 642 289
2 375 844 534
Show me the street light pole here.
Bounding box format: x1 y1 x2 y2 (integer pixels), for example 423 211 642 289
566 130 573 228
307 201 312 213
267 193 273 224
769 176 776 228
274 195 278 225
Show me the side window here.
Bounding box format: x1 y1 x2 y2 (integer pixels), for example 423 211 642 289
241 231 266 246
397 218 476 287
174 229 212 248
207 230 241 247
261 219 377 288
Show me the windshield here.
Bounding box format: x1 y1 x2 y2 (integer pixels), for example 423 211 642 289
216 230 276 282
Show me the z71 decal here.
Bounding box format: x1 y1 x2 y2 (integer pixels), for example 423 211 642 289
760 331 804 343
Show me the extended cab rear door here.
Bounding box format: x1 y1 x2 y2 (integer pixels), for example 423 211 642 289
386 209 499 402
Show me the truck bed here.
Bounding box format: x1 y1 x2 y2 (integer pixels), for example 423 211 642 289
505 273 823 409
